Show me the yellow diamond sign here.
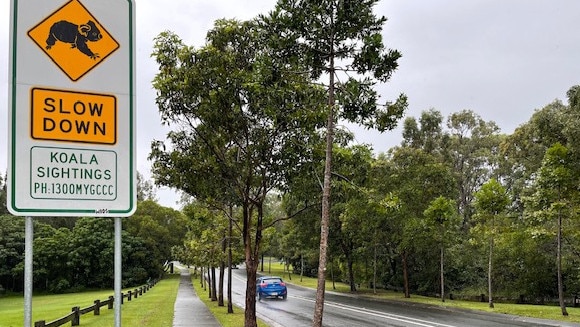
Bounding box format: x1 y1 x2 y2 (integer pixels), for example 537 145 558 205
27 0 119 81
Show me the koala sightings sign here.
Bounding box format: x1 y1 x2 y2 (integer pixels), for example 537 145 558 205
8 0 136 217
27 0 120 81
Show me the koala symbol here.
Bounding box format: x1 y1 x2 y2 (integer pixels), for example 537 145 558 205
46 20 103 60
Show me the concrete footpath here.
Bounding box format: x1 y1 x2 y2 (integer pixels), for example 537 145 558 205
173 269 221 327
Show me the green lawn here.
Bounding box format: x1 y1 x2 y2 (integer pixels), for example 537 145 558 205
0 274 180 327
259 260 580 324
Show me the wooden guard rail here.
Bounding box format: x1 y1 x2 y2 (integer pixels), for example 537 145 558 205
34 280 157 327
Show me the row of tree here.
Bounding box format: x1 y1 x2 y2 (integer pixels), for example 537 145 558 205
148 1 407 326
170 89 580 321
276 90 580 317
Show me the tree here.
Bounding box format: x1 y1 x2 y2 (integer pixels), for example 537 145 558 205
150 18 326 327
136 171 157 202
67 218 116 289
33 225 73 292
0 215 25 291
402 108 445 155
331 145 374 292
386 146 457 297
500 100 568 214
526 143 575 316
445 110 502 226
264 2 407 324
126 200 188 278
473 178 509 308
423 196 459 302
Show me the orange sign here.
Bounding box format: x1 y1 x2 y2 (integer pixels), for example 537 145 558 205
30 88 117 144
27 0 119 81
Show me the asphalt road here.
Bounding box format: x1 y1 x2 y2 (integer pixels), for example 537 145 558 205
226 268 579 327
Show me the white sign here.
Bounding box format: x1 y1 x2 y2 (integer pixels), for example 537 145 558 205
8 0 136 217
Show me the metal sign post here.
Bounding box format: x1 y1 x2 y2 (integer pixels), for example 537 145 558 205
115 217 122 327
24 217 33 327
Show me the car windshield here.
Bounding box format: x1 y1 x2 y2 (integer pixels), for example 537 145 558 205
262 278 283 285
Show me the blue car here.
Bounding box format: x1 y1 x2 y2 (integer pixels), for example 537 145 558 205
256 276 287 300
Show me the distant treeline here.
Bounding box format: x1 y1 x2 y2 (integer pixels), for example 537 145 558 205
0 200 187 293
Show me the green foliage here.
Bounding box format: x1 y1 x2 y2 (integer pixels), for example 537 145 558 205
136 171 157 202
474 179 509 218
0 215 25 291
423 196 459 241
264 0 407 131
0 199 185 294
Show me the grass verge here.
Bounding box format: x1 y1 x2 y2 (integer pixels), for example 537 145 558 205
0 274 180 327
259 260 580 324
190 272 269 327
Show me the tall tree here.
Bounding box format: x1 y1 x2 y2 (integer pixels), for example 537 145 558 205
264 2 407 324
423 196 459 302
126 200 188 277
385 146 456 297
527 143 574 316
150 19 326 327
473 178 509 308
402 108 445 155
136 171 157 202
445 110 502 226
500 100 568 213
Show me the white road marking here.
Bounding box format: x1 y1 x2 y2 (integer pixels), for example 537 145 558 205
291 294 460 327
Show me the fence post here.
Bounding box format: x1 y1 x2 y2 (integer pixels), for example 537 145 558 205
94 299 101 315
108 295 114 309
34 321 45 327
121 292 124 304
134 288 138 298
71 306 80 326
139 286 143 296
128 290 132 301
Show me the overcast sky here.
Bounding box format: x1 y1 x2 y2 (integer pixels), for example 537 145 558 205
2 0 580 208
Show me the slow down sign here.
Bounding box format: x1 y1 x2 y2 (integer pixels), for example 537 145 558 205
30 88 117 145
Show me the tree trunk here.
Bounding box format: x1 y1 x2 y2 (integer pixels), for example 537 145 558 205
440 246 445 302
558 206 568 316
207 265 211 298
330 259 336 290
287 257 292 281
244 257 258 327
373 244 377 295
227 208 234 314
243 202 263 327
261 253 264 272
488 231 494 309
313 42 336 327
211 266 217 301
219 231 226 306
347 254 356 292
300 254 304 282
402 251 410 298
